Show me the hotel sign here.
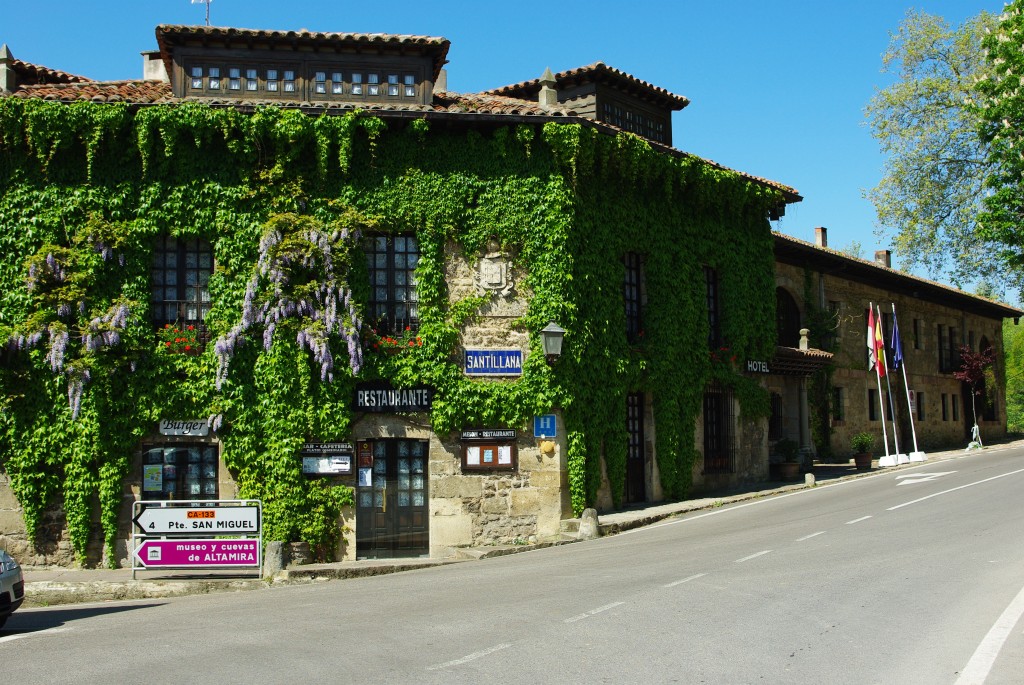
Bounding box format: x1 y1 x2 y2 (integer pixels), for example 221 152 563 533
464 349 523 376
355 381 433 413
745 360 771 374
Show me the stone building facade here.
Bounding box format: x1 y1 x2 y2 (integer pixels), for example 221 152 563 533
774 228 1021 460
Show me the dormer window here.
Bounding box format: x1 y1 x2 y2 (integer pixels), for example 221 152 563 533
208 67 221 90
190 67 203 89
228 68 241 91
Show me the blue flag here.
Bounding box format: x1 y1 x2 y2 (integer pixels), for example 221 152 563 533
891 311 904 370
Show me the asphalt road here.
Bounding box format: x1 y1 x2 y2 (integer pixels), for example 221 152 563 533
4 448 1024 684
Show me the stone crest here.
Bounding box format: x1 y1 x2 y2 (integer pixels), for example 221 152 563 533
474 239 514 297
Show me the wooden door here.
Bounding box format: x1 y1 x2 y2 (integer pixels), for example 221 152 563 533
356 439 429 559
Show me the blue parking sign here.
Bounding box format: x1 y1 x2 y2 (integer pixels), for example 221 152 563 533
533 414 557 438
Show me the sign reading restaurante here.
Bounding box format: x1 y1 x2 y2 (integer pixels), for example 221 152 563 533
354 381 433 413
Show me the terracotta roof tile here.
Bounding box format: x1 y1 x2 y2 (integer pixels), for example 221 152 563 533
433 92 575 116
9 81 173 104
10 58 92 86
486 62 689 110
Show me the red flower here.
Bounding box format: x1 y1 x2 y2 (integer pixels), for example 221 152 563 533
184 345 191 351
165 341 171 347
405 326 411 331
164 323 172 329
187 325 195 331
408 341 415 347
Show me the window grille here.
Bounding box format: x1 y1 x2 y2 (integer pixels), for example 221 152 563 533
703 382 734 473
151 236 213 343
365 234 420 333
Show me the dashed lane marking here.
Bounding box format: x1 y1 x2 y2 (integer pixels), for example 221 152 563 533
664 573 707 588
564 601 625 623
735 550 771 563
846 516 872 525
796 531 826 542
426 643 512 671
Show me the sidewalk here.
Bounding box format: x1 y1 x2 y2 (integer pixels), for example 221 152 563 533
20 439 1020 608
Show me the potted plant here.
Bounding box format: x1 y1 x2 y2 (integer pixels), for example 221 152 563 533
775 438 801 481
850 432 874 471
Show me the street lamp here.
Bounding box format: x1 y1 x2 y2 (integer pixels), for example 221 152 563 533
540 321 565 365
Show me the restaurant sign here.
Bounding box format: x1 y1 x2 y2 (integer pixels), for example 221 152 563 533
355 381 433 413
159 419 210 437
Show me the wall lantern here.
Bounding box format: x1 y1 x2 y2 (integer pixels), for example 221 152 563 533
540 321 565 365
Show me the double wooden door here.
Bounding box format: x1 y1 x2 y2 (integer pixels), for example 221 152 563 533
356 439 429 559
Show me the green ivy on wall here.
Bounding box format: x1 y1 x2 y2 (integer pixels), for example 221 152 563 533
0 98 781 565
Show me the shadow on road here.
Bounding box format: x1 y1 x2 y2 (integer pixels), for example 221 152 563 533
1 602 166 634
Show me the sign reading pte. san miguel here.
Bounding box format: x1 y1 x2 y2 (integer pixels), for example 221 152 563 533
355 381 433 413
464 349 523 376
159 419 210 436
461 429 517 441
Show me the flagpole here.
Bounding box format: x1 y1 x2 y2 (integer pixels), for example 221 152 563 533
892 303 926 461
869 302 891 464
876 304 904 464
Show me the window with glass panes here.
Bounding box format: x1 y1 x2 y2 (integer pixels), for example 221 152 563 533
365 235 419 333
141 444 218 501
151 237 213 334
705 266 720 348
624 252 643 344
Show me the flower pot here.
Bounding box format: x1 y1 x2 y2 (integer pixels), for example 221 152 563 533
853 452 872 471
779 461 801 481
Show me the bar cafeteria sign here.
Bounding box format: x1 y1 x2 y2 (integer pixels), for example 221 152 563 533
355 381 433 413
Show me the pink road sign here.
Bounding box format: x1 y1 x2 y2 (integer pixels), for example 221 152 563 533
134 539 260 568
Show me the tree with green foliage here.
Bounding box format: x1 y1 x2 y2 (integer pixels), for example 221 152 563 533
866 9 1002 291
976 1 1024 281
1002 319 1024 433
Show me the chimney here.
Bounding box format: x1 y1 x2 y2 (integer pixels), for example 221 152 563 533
814 226 828 248
874 250 892 268
0 44 16 93
432 68 448 95
142 51 169 83
538 67 558 108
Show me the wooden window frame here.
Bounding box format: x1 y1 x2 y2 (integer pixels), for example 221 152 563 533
461 441 517 471
151 236 214 342
365 234 420 334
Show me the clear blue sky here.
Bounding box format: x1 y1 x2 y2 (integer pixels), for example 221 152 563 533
2 0 996 288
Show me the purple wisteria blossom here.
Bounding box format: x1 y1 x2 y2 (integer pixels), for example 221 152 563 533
213 217 365 389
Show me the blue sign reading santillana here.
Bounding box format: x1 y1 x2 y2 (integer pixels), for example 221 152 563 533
464 349 523 376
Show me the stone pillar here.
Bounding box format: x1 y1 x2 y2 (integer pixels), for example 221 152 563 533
538 67 558 108
0 44 16 93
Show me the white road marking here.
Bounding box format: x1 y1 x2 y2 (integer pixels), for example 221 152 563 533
564 601 625 623
954 581 1024 685
845 516 872 525
895 471 956 486
888 468 1024 511
664 573 707 588
426 643 512 670
735 550 771 563
796 531 826 542
0 626 72 644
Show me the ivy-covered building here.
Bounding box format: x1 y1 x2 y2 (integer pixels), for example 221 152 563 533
1 25 814 567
